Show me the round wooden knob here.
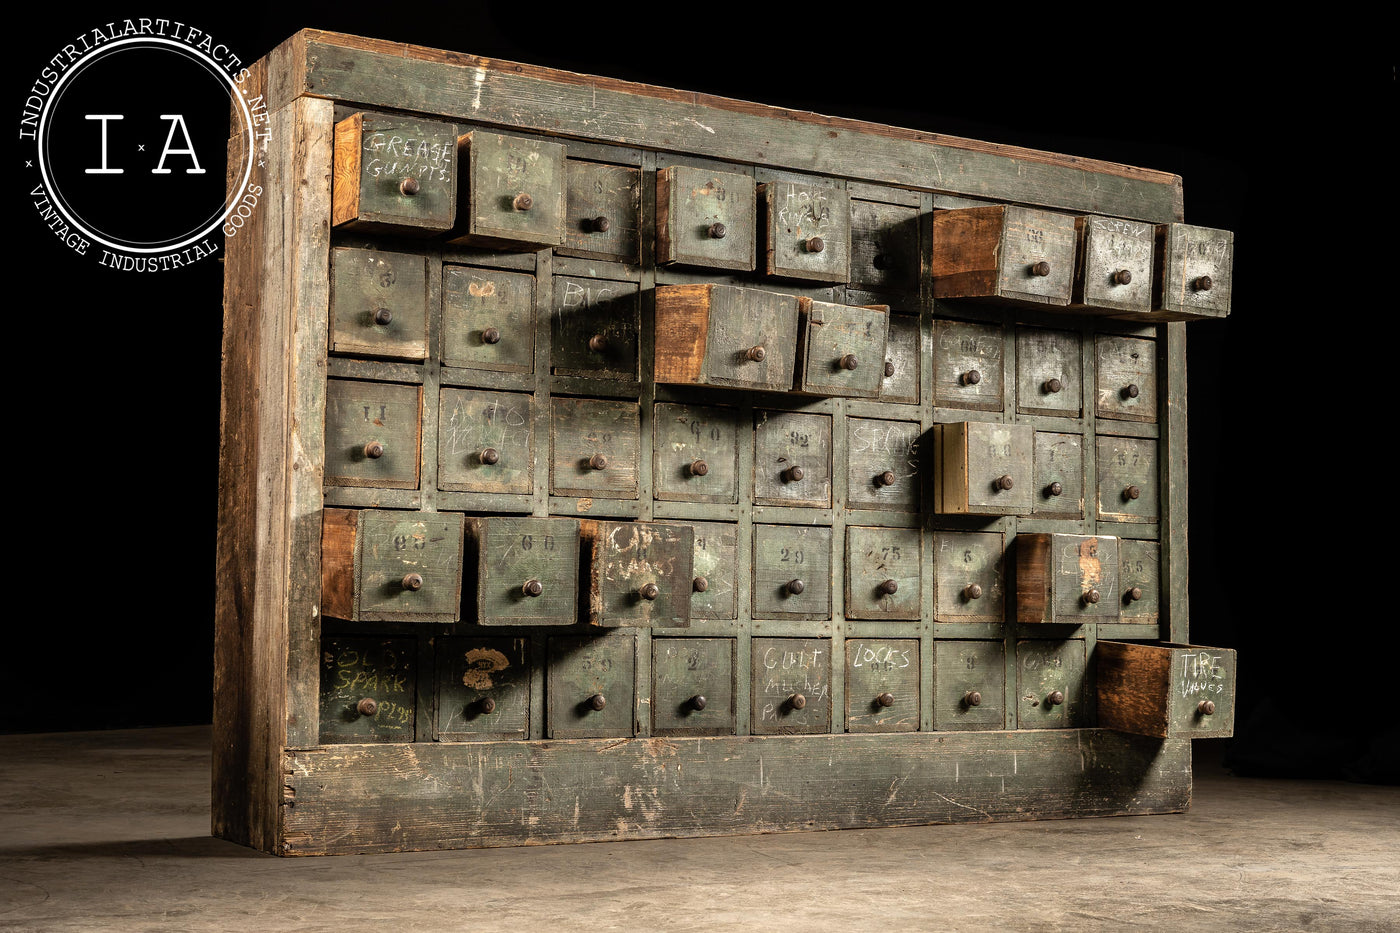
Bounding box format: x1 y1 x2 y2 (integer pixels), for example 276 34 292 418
1125 485 1141 500
878 579 898 595
478 696 497 715
789 693 807 710
512 192 533 211
588 334 609 353
1082 588 1100 605
401 573 424 591
1030 260 1051 277
1124 384 1140 399
590 216 611 233
745 346 767 363
372 307 393 326
479 447 500 465
804 236 825 253
876 692 895 708
356 697 378 716
875 470 896 488
963 583 983 600
839 353 859 371
693 576 709 593
1127 586 1144 602
783 465 804 483
1112 269 1133 286
522 579 543 597
482 326 501 344
688 695 708 711
689 459 709 477
962 369 981 386
585 694 607 711
639 583 660 601
1044 377 1062 394
994 475 1014 491
963 690 982 708
363 441 384 459
884 360 896 378
785 579 805 596
1198 700 1216 715
399 177 420 196
1194 275 1213 292
708 222 727 239
1047 481 1064 497
589 453 609 471
1047 691 1065 707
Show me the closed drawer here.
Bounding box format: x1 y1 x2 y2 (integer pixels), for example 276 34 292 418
795 300 888 398
845 525 921 620
654 284 800 393
1096 436 1158 523
684 521 740 621
320 509 466 624
653 403 741 504
547 633 635 738
1016 326 1081 418
451 130 566 249
1118 539 1160 626
847 418 921 512
1096 335 1156 423
656 165 756 271
1032 431 1085 520
1016 639 1087 729
1072 216 1154 315
560 159 641 263
932 205 1075 308
932 320 1004 411
652 637 736 736
932 641 1006 731
760 180 850 283
319 636 416 743
465 516 581 626
1015 533 1123 625
751 637 831 735
879 313 920 405
441 265 535 374
1097 641 1236 738
933 531 1005 623
845 639 919 733
753 410 832 508
752 524 832 621
332 111 456 235
329 247 428 361
551 275 639 381
581 520 694 628
1151 223 1234 321
849 199 919 295
934 421 1034 516
324 378 421 489
437 388 534 495
435 636 529 741
549 397 641 499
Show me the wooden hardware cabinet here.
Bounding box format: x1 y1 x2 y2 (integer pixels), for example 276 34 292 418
216 29 1237 856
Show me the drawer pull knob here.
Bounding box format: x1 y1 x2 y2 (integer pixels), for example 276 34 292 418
590 215 611 233
1047 481 1064 497
355 697 378 717
1194 275 1213 292
399 177 420 197
745 345 767 363
588 334 609 353
839 353 859 371
693 575 709 593
1082 588 1100 605
876 692 895 708
1126 586 1144 602
1125 484 1141 501
482 326 501 345
512 192 534 212
1123 384 1140 399
1112 269 1133 286
522 579 544 598
878 579 899 596
708 222 727 239
363 441 385 459
875 470 897 488
963 583 983 600
401 573 424 591
884 360 896 378
372 307 393 326
1043 377 1063 394
688 695 708 711
782 465 804 483
1047 690 1065 707
789 693 807 710
479 447 500 465
1197 700 1216 716
963 690 982 708
962 369 982 386
689 459 709 477
585 693 607 712
589 453 609 471
994 474 1015 491
804 236 825 253
1030 260 1051 277
639 583 660 601
785 579 805 596
478 696 497 715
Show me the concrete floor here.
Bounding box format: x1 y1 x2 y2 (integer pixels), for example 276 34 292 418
0 727 1395 932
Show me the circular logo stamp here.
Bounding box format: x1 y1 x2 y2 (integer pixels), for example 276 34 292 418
19 19 266 271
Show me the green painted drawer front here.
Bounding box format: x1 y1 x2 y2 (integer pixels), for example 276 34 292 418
761 181 850 283
933 320 1004 411
435 637 530 741
441 265 535 374
797 301 888 398
319 636 416 744
561 159 641 263
653 403 741 504
847 417 921 512
849 199 920 294
550 397 641 499
1096 335 1157 423
1153 223 1234 321
936 422 1034 516
1167 647 1235 737
551 275 639 381
656 165 756 271
934 531 1005 623
684 521 740 621
1016 533 1122 625
845 525 921 620
548 633 636 738
753 524 832 621
1096 436 1158 523
1033 431 1085 520
994 207 1077 306
355 511 465 623
1075 216 1154 314
932 641 1006 731
333 111 457 234
583 521 694 628
330 247 428 361
1016 327 1082 418
653 637 736 736
1097 642 1235 738
753 410 832 508
1118 539 1161 626
1017 639 1087 730
468 517 581 626
438 388 534 494
751 637 831 735
880 313 920 405
654 285 802 392
324 379 422 489
845 639 919 733
459 131 566 248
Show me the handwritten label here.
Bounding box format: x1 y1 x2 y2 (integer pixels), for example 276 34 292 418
362 131 453 184
1179 652 1227 698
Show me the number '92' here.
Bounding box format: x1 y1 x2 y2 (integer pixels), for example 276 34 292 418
223 185 263 237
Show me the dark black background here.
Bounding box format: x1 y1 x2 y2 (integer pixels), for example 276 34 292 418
9 7 1394 778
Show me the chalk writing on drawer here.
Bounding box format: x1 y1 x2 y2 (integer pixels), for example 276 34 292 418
1180 652 1226 698
362 131 452 184
756 643 828 725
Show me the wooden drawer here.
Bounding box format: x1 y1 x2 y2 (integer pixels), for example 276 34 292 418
879 313 920 405
932 640 1006 731
329 247 427 361
1016 326 1082 418
751 637 831 735
1072 216 1154 315
549 397 641 499
753 524 832 621
934 421 1034 516
1097 641 1236 738
435 636 529 741
1150 223 1234 321
656 165 756 271
1096 436 1158 523
932 320 1004 411
845 525 921 620
547 633 635 738
332 111 456 235
652 637 736 736
683 521 740 621
1096 335 1157 424
652 403 741 504
1017 639 1087 729
551 275 639 381
441 265 535 374
932 205 1076 308
450 130 567 249
849 199 919 294
1032 431 1085 520
933 531 1005 623
1118 539 1161 626
845 639 919 733
847 418 921 512
465 516 581 626
581 520 694 628
320 509 465 623
795 300 888 398
560 159 641 263
753 410 832 508
324 378 422 489
437 388 534 494
760 180 850 283
654 284 801 393
319 636 416 744
1015 533 1123 625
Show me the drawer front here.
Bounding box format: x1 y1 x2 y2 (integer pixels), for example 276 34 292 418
1076 216 1154 314
936 421 1034 516
319 636 416 743
849 199 920 294
1097 641 1235 738
1118 539 1160 626
560 159 641 263
753 524 832 620
684 521 740 621
653 403 741 504
656 165 756 271
751 637 832 735
934 531 1005 623
879 313 921 405
551 275 639 381
324 379 422 489
330 247 428 360
1015 533 1122 625
547 633 635 738
933 320 1004 411
1155 223 1234 320
932 640 1006 731
845 525 921 620
441 265 535 373
845 639 919 733
1168 647 1235 737
761 181 851 283
332 111 456 234
653 637 736 735
753 410 832 508
461 131 567 247
797 301 888 398
470 516 581 626
1096 335 1156 423
438 388 534 494
1096 436 1158 523
847 418 921 512
584 521 694 628
355 510 465 622
1032 431 1085 520
653 285 801 393
550 397 641 499
1016 326 1082 417
1017 639 1087 729
995 207 1077 305
435 636 530 740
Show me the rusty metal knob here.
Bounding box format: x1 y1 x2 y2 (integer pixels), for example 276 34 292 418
1112 269 1133 286
708 222 727 239
585 694 606 712
478 696 497 715
1198 700 1216 715
589 334 609 353
1125 485 1141 501
1044 377 1063 394
876 692 895 708
804 236 825 253
875 470 897 488
1124 384 1140 399
522 579 543 597
693 576 709 593
689 459 709 477
372 307 393 326
399 177 420 196
745 346 767 363
688 695 708 711
482 326 501 345
356 697 378 717
1194 275 1213 292
963 691 982 708
639 583 660 601
994 475 1014 491
884 360 896 378
964 583 983 600
1082 588 1100 605
401 573 424 591
1031 261 1051 277
512 192 533 211
1047 691 1065 707
590 215 610 233
878 579 898 596
839 353 859 371
962 369 981 386
1127 586 1144 602
363 441 384 459
785 579 805 596
589 453 609 471
783 465 804 483
1047 481 1064 497
789 693 807 710
480 447 500 465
